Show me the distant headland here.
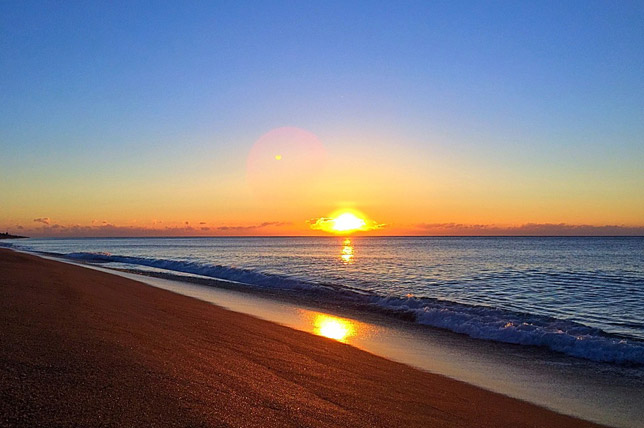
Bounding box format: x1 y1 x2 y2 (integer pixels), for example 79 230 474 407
0 232 27 240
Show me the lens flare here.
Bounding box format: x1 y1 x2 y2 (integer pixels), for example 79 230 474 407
246 127 326 200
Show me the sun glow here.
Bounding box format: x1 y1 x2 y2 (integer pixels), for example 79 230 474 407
309 209 381 234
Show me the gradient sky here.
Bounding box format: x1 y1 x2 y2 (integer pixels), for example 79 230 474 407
1 1 643 236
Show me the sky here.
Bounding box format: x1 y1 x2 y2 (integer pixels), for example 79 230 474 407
1 1 643 237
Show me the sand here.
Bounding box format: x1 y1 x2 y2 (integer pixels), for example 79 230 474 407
0 249 604 427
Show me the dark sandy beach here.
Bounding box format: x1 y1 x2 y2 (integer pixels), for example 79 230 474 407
0 249 604 427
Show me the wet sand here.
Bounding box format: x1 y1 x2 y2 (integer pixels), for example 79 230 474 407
0 249 604 427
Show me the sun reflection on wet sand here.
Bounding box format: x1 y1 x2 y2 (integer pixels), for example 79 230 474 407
341 238 354 264
295 310 364 343
314 314 356 342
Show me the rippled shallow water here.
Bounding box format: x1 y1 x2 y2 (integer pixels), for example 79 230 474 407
4 236 643 365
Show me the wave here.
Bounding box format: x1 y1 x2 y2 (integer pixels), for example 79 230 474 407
372 295 644 365
66 252 314 290
51 251 644 366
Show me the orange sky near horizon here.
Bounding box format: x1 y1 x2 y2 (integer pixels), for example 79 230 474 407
2 126 643 237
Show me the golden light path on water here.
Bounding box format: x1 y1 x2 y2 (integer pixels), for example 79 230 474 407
295 240 359 342
341 238 354 263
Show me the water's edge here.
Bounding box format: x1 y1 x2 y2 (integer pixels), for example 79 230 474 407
27 247 644 366
12 248 643 428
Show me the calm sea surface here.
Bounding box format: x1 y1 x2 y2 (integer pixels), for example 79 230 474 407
4 236 643 365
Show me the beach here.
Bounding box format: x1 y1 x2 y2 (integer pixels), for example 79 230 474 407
0 248 605 427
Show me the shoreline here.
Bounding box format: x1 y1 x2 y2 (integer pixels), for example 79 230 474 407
7 237 643 364
52 255 644 428
0 248 607 427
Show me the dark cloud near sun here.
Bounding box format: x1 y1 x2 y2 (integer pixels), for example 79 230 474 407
216 221 291 231
19 220 293 237
33 217 51 225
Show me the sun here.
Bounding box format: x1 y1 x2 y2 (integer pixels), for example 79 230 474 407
332 213 366 232
309 209 381 234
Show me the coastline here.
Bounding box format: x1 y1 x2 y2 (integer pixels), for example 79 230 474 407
0 249 605 427
82 266 644 428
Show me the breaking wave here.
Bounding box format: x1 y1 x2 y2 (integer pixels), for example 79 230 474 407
62 251 644 366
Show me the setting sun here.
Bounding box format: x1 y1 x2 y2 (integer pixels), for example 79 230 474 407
332 213 366 232
1 2 643 427
309 210 383 234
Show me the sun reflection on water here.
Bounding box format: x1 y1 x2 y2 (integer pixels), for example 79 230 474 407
341 238 354 264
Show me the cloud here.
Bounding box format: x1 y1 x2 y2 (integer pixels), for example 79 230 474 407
12 219 644 238
16 225 24 230
199 222 207 225
308 217 333 229
21 222 192 238
416 223 493 231
415 222 644 236
15 220 296 238
216 221 291 231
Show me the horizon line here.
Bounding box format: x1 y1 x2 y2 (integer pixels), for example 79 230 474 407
8 234 644 239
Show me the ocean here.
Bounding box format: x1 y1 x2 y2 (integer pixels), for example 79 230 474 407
3 236 643 366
